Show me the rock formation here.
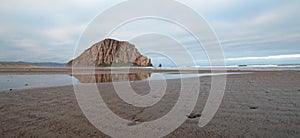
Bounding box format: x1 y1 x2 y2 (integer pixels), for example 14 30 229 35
133 55 152 67
68 38 152 67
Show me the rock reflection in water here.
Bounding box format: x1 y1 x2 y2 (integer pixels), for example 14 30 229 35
73 73 151 83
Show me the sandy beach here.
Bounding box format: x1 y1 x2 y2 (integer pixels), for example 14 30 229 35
0 70 299 137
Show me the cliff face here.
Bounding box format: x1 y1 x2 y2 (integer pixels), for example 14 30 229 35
68 39 152 67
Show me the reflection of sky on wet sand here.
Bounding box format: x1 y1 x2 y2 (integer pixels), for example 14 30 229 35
0 74 77 91
0 72 247 91
72 72 246 83
0 73 152 91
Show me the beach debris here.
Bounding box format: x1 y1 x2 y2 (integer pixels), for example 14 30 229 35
186 113 201 119
248 80 255 83
127 118 144 126
249 106 258 109
127 121 137 126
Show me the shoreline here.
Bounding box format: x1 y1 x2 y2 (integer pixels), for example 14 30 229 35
0 71 247 93
0 69 297 93
0 66 299 75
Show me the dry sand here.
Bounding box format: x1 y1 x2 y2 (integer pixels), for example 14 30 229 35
0 71 299 137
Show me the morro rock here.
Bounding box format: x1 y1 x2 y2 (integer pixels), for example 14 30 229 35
68 38 152 67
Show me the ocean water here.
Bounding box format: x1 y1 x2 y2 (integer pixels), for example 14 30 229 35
158 64 300 71
1 64 298 91
147 72 246 80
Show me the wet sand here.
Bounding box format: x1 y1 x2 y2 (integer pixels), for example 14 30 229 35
0 71 299 137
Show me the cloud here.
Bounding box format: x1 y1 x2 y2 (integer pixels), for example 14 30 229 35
226 54 300 61
220 33 300 48
0 0 299 65
12 39 38 50
244 3 299 27
210 1 300 40
43 25 85 44
177 0 240 13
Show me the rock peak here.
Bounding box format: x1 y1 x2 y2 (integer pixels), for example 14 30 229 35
68 38 152 67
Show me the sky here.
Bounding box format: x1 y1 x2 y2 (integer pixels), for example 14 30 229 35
0 0 299 66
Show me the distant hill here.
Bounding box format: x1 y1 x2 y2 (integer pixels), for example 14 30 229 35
0 61 66 67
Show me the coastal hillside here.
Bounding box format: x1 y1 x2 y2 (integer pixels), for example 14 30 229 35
0 62 36 67
0 61 65 67
68 39 152 67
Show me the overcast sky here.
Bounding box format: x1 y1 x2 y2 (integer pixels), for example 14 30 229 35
0 0 299 66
